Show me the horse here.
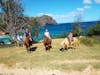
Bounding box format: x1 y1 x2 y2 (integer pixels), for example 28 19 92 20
71 37 79 48
60 38 69 51
23 36 32 52
60 37 79 51
43 36 52 51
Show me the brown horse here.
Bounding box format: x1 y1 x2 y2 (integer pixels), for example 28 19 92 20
23 37 32 51
43 36 52 51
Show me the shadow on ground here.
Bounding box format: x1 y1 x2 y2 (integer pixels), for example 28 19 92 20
29 46 37 52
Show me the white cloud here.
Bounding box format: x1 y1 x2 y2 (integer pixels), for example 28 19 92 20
37 12 77 19
67 12 77 17
76 5 91 15
83 0 92 4
77 8 84 12
37 12 77 23
84 5 91 9
76 8 84 15
94 0 100 3
37 13 53 17
37 5 91 23
83 0 100 4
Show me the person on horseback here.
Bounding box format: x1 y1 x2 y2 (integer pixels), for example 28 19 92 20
44 29 52 50
68 32 73 46
24 28 32 47
24 28 32 41
44 29 51 40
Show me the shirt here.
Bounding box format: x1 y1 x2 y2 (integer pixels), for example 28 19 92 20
44 32 51 39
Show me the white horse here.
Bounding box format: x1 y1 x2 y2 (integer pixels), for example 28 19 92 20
60 37 79 51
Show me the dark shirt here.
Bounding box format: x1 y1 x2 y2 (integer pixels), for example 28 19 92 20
25 31 30 37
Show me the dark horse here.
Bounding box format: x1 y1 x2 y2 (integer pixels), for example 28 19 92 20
23 37 32 52
43 36 52 51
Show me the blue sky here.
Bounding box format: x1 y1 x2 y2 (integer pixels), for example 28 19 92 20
22 0 100 23
0 0 100 23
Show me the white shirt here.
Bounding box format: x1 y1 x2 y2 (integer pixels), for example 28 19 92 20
44 31 51 39
17 35 21 41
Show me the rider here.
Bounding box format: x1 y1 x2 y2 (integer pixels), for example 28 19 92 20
24 28 32 42
68 32 73 45
44 29 51 40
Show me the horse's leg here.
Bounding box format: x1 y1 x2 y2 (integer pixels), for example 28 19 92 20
48 40 52 50
44 42 47 51
60 44 65 51
49 43 52 49
46 44 49 51
29 40 32 47
65 44 68 50
48 42 51 51
60 48 64 51
24 41 30 52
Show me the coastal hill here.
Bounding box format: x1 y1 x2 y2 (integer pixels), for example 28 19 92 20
37 15 57 25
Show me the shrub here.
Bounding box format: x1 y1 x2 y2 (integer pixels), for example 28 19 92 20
87 23 100 36
79 37 99 46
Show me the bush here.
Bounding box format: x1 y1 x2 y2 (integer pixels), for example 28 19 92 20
72 27 82 37
72 22 83 37
87 23 100 36
79 37 99 46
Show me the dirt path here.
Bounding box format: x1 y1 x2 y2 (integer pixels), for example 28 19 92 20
1 58 100 75
52 59 100 64
0 64 100 75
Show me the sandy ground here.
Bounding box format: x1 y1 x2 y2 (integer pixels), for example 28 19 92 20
0 63 100 75
52 59 100 64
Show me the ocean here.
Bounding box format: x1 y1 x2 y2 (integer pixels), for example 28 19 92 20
0 21 96 43
33 21 96 41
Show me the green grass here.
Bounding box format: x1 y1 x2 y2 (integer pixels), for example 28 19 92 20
0 38 100 71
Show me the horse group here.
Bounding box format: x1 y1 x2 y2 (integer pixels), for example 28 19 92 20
23 36 80 52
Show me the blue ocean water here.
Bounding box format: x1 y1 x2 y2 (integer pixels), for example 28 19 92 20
33 21 96 41
0 21 96 43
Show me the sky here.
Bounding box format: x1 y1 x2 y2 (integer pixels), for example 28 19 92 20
1 0 100 23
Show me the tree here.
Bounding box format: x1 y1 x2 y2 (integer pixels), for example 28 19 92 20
72 15 82 36
0 0 25 34
27 17 41 38
0 13 7 31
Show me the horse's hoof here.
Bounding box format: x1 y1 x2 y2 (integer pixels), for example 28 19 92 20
49 46 52 48
60 48 64 51
45 47 48 51
65 48 68 50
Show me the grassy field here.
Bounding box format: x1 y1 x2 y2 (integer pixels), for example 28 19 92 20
0 38 100 73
